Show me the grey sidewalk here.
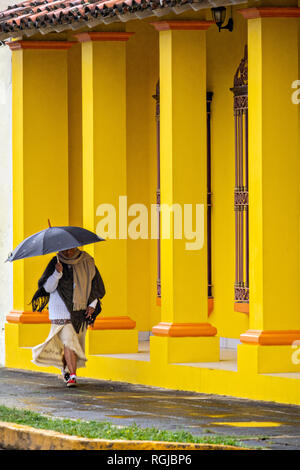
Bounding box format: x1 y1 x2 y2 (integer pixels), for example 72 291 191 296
0 367 300 450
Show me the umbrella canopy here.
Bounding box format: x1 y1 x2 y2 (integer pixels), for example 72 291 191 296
6 226 105 262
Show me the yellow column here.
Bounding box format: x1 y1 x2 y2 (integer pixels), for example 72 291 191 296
7 41 71 327
76 32 138 354
150 21 219 364
238 7 300 373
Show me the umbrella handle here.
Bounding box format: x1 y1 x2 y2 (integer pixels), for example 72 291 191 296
56 253 63 274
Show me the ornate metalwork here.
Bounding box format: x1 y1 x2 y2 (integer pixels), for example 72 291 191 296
156 188 160 206
234 188 248 210
231 45 248 112
157 279 161 298
231 46 249 304
234 95 248 112
235 285 249 303
233 45 248 88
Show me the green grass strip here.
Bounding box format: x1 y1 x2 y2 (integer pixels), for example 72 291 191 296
0 404 250 448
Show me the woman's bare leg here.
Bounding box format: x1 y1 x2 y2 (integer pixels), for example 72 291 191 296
64 347 77 376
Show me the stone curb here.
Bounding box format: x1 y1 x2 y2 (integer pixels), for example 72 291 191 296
0 421 248 450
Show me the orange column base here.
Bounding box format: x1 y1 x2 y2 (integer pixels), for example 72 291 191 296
6 312 136 330
89 316 136 330
152 322 217 337
234 302 249 314
240 329 300 345
6 310 50 324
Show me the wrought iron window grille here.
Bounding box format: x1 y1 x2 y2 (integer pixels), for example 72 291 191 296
230 45 249 305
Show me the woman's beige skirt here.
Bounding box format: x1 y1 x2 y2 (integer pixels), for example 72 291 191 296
32 322 87 370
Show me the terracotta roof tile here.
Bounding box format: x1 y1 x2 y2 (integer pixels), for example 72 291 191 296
0 0 244 43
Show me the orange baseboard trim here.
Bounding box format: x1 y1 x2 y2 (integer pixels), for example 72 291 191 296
208 298 214 316
6 310 50 324
89 316 136 330
240 329 300 346
152 322 217 337
234 302 249 314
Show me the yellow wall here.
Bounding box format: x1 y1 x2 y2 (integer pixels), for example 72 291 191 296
12 47 69 311
122 9 249 338
81 38 128 318
206 8 249 338
6 0 300 405
10 7 252 337
126 20 160 331
247 16 300 331
63 0 296 337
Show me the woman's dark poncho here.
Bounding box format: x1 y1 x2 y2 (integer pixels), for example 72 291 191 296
31 256 106 333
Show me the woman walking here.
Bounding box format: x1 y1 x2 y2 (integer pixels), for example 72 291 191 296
31 247 105 387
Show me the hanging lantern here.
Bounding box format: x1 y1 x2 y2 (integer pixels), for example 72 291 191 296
211 6 234 32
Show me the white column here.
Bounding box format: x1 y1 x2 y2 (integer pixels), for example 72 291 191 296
0 41 13 365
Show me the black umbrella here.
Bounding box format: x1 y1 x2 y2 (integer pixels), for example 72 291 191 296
6 221 105 262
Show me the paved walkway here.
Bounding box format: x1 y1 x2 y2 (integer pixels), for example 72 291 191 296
0 367 300 450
